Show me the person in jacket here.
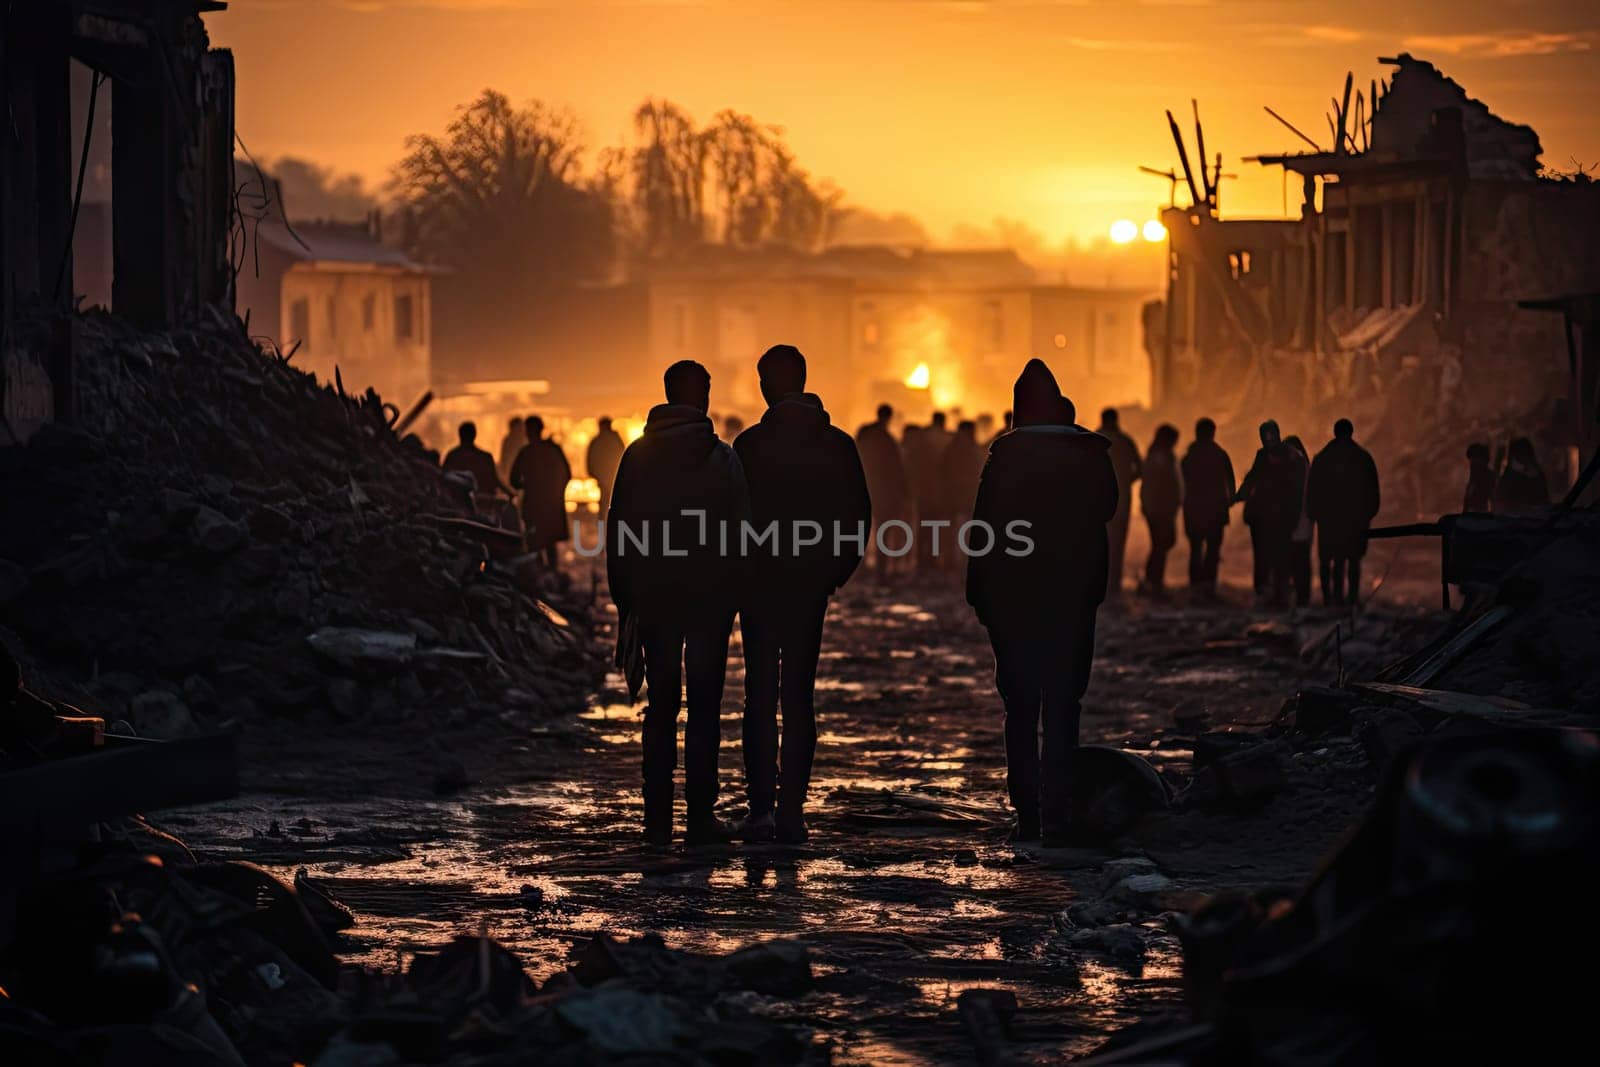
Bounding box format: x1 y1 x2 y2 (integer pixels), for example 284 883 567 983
967 359 1118 844
510 415 573 568
607 361 750 847
1284 435 1314 608
856 403 911 583
1139 424 1183 598
586 416 626 523
906 412 954 575
497 415 524 484
1235 419 1302 609
1097 408 1141 600
1463 443 1496 513
733 345 871 844
443 421 512 502
941 419 987 537
1181 417 1235 599
1306 419 1381 608
1492 437 1550 513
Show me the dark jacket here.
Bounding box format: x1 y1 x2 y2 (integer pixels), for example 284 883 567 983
1181 439 1236 532
1140 446 1183 521
607 404 749 626
1239 443 1303 530
1493 460 1549 514
586 428 625 489
442 443 506 497
940 430 987 515
1463 461 1496 513
734 393 871 605
855 421 910 517
1102 427 1142 505
966 425 1119 627
511 438 572 548
1307 437 1380 555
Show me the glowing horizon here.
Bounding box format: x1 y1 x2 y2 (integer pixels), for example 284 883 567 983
208 0 1600 245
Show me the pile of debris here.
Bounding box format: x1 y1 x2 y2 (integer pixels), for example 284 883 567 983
0 309 604 735
1084 726 1600 1064
0 830 821 1064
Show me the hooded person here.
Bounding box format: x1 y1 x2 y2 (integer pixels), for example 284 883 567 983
967 359 1118 844
1180 417 1235 598
606 361 751 847
1307 418 1380 607
1096 408 1142 599
731 345 871 844
1235 419 1302 608
1139 424 1183 598
510 414 573 567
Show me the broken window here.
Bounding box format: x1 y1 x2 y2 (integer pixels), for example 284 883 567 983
395 294 415 342
1354 206 1383 310
289 297 311 349
1391 202 1416 306
362 292 376 332
1324 231 1348 312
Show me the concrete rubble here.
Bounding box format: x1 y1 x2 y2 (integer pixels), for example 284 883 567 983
1 309 607 736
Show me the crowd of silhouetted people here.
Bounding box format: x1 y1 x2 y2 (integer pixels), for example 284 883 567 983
430 350 1562 848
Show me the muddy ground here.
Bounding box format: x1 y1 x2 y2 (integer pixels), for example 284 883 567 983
168 539 1444 1064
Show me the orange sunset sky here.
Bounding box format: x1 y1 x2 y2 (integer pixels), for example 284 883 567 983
209 0 1600 244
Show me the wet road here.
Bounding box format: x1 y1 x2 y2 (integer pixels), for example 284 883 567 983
170 562 1435 1063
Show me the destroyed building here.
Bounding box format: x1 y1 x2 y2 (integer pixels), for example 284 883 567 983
234 212 437 407
1146 55 1600 508
2 0 235 444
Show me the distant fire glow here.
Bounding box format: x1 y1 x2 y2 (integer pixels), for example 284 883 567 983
1142 219 1167 242
905 362 931 389
1109 219 1139 244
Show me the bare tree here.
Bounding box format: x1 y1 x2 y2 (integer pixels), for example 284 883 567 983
391 90 614 282
629 99 706 259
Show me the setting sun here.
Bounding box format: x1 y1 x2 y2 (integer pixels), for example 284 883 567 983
1142 220 1167 243
1109 219 1139 244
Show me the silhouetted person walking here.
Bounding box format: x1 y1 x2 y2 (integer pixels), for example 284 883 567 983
607 361 750 847
1493 437 1550 513
1097 408 1141 599
497 415 524 483
1236 419 1301 609
511 415 572 568
443 421 511 503
733 345 870 844
1463 443 1496 513
1284 435 1314 608
856 404 910 583
907 412 953 574
941 419 986 534
968 360 1118 844
1181 417 1235 599
1307 419 1380 608
587 416 625 522
1139 424 1182 598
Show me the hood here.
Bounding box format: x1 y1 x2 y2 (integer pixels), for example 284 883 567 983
759 392 832 436
641 403 720 463
1012 359 1064 427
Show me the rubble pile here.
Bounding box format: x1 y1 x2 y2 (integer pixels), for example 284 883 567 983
0 826 822 1065
0 309 604 734
1085 727 1600 1064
